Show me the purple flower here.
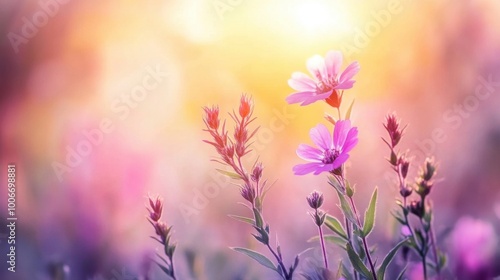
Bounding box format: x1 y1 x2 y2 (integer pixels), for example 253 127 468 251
293 120 358 175
451 217 498 273
286 50 360 107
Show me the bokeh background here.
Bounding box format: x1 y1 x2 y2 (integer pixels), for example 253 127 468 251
1 0 500 279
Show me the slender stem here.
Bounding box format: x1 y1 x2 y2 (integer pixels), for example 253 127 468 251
267 243 290 279
317 209 329 269
169 256 176 280
337 107 342 120
345 218 358 280
348 196 378 280
429 224 440 278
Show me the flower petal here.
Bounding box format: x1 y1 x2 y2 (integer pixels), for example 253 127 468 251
307 55 327 81
310 123 332 150
335 80 356 90
286 91 316 104
293 162 323 175
342 127 358 153
313 164 334 175
288 72 317 91
333 120 351 149
324 50 342 78
339 61 360 84
297 144 323 161
299 90 332 106
332 153 349 169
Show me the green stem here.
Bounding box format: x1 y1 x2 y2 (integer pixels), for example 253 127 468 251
317 209 329 269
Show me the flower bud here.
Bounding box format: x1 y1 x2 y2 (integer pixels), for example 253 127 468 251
409 200 424 218
154 221 170 243
400 184 413 198
203 105 220 130
384 113 404 147
422 158 437 181
240 183 256 203
416 178 433 197
307 191 324 209
251 162 263 182
239 95 252 118
147 195 163 222
398 156 410 179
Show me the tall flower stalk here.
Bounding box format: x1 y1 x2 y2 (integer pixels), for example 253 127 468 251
288 50 408 280
203 95 299 280
146 195 177 279
383 113 445 279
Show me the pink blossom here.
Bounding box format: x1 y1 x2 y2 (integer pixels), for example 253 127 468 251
451 217 498 273
286 50 360 107
293 120 358 175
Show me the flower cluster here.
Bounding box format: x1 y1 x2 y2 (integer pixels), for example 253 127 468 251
146 195 176 279
203 96 299 280
383 114 444 279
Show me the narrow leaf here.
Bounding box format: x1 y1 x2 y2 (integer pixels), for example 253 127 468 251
362 188 378 237
376 238 409 280
336 190 358 225
232 247 277 272
395 265 407 280
308 234 347 250
345 99 355 120
228 214 254 225
216 168 241 179
325 215 348 240
346 243 373 280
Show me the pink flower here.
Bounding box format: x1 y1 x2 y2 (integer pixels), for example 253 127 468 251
451 217 498 273
293 120 358 175
286 50 360 107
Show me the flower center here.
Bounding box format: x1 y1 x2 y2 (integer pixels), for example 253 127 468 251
316 77 338 93
322 149 339 164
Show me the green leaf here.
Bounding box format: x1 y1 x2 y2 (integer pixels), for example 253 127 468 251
396 265 407 280
228 214 254 225
328 176 345 194
231 247 277 272
376 238 409 280
335 190 358 225
154 260 172 276
346 243 373 280
325 215 348 240
346 182 355 197
362 188 378 237
345 99 355 120
253 207 264 228
216 168 241 179
308 234 347 250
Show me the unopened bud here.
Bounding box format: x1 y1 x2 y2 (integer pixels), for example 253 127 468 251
422 158 437 181
240 183 256 203
251 162 263 182
306 191 324 209
398 156 410 178
409 200 424 218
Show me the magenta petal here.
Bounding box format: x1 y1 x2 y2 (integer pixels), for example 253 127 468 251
313 164 334 175
333 120 351 149
286 91 316 104
310 124 332 150
332 153 349 169
307 55 327 81
335 79 355 90
342 128 358 153
339 61 360 84
293 162 322 175
288 72 317 91
325 50 342 78
299 90 332 106
297 144 323 161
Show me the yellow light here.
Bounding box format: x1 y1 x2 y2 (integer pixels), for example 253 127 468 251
293 1 352 35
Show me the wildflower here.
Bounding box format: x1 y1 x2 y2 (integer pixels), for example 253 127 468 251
293 121 358 175
240 183 256 203
239 94 252 118
306 191 324 209
383 113 405 148
203 105 220 130
154 221 170 243
286 50 360 107
147 195 163 222
251 162 263 182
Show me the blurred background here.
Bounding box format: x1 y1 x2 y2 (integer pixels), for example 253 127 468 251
1 0 500 279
